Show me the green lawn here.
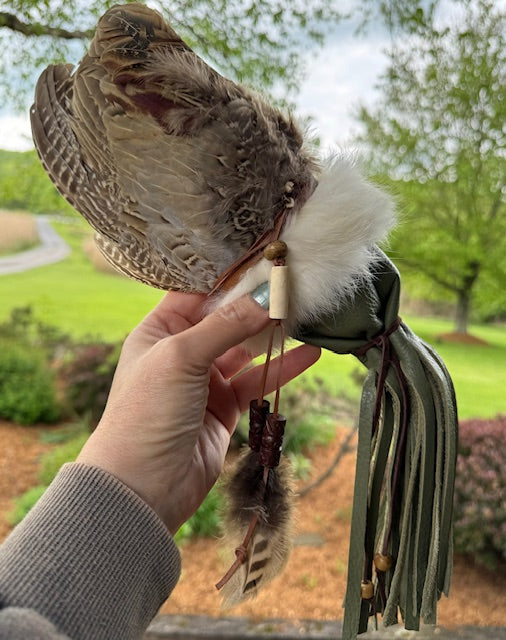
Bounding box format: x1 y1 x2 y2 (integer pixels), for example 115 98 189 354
0 219 163 341
302 314 506 420
0 217 503 419
402 315 506 420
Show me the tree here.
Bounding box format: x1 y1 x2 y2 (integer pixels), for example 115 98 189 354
357 0 506 333
0 0 347 108
0 0 465 108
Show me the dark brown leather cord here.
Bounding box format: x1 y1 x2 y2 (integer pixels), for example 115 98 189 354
216 242 289 593
354 316 403 436
354 317 409 584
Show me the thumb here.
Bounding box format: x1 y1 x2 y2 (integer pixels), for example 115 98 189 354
175 295 270 371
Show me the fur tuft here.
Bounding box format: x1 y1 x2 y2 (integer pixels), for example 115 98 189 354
213 153 396 339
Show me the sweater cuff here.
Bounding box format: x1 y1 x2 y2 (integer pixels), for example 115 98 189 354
0 463 181 640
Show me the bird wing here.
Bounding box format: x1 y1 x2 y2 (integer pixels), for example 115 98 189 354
30 3 316 292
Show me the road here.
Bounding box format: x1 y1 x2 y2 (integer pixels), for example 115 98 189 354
0 215 70 275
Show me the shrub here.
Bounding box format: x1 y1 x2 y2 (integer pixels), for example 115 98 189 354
176 378 346 541
38 431 89 486
453 416 506 570
0 307 120 427
60 342 120 427
0 306 71 355
0 307 70 424
175 485 223 543
0 340 61 424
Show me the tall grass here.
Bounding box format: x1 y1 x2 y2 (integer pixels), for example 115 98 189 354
0 210 39 255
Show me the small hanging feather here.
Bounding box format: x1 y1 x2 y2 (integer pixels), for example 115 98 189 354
218 448 295 607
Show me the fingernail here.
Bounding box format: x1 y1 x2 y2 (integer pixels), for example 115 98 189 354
251 282 270 309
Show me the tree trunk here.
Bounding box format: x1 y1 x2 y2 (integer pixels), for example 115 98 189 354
455 289 470 334
454 261 480 334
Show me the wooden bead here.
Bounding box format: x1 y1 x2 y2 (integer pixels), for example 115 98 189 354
269 265 289 320
361 580 374 600
259 413 286 468
249 399 270 452
374 553 393 572
263 240 288 261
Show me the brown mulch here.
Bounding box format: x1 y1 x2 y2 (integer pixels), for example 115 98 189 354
1 421 505 627
437 332 489 346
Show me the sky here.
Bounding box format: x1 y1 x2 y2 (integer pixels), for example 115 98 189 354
1 0 503 153
0 14 390 154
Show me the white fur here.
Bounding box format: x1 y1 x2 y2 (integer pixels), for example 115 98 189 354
213 153 395 338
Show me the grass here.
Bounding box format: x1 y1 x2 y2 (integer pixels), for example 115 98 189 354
300 315 506 420
0 210 39 255
0 217 163 340
402 315 506 420
0 215 503 419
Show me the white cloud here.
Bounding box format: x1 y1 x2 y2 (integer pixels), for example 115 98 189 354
295 34 388 152
0 113 33 151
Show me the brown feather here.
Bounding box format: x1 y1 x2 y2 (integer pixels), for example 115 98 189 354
219 449 295 607
30 3 317 292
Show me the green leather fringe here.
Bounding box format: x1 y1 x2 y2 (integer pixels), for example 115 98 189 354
296 251 458 639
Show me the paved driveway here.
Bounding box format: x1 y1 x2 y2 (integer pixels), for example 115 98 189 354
0 216 70 275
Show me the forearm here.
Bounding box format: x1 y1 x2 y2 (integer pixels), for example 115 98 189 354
0 463 181 640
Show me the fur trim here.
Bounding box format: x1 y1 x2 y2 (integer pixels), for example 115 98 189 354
212 153 395 336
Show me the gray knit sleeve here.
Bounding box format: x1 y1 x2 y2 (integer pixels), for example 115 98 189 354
0 463 182 640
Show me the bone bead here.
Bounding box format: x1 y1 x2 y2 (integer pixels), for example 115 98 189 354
269 265 289 319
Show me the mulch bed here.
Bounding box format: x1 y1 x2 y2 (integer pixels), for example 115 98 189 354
1 420 505 627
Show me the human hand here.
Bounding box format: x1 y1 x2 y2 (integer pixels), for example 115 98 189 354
77 292 320 534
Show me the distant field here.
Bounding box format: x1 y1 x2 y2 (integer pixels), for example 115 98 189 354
0 216 503 419
0 210 39 255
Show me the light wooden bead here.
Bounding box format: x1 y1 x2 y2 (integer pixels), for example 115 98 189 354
374 553 393 572
361 580 374 600
269 265 289 320
263 240 288 261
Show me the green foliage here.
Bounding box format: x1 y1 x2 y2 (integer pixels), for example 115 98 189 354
358 0 506 332
286 451 312 481
234 376 348 452
175 378 345 542
453 417 506 570
0 339 61 424
38 430 88 486
0 0 344 110
6 485 46 526
174 485 223 543
0 306 70 424
0 305 71 354
0 149 75 215
0 305 120 426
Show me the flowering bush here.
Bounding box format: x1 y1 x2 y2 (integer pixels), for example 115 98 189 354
453 416 506 570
